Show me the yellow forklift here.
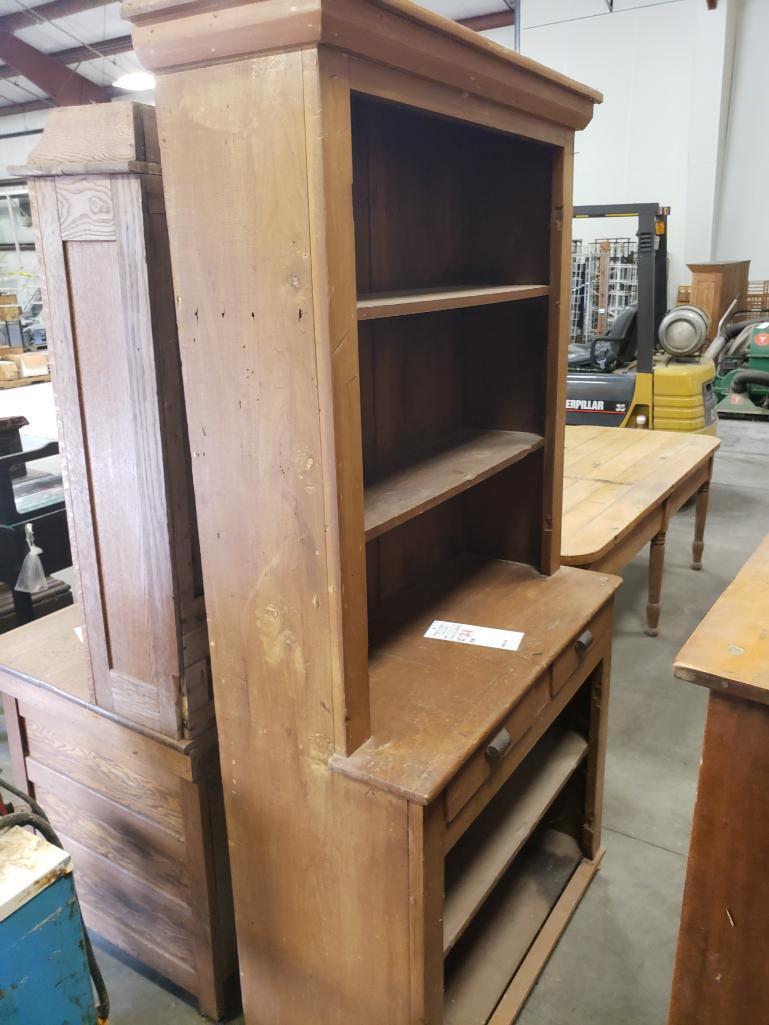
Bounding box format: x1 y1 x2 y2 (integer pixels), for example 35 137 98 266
566 203 717 434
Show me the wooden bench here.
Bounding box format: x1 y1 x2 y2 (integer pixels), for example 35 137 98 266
561 426 720 635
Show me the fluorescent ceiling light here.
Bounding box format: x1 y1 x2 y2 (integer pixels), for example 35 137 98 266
113 71 156 91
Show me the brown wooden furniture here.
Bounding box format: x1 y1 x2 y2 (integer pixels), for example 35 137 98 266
668 532 769 1025
20 101 209 741
561 426 719 636
687 260 750 336
0 104 237 1019
124 2 617 1022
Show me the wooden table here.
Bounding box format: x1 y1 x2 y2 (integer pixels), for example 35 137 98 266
668 532 769 1025
561 426 720 635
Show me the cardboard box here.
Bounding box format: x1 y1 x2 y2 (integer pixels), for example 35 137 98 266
7 352 47 378
0 360 18 381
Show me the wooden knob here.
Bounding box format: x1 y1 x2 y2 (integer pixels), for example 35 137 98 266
486 727 512 760
575 629 593 655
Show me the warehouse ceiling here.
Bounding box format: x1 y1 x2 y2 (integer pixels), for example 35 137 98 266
0 0 716 119
0 0 143 117
0 0 519 118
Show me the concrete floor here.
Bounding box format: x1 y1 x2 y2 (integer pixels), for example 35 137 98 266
1 419 767 1024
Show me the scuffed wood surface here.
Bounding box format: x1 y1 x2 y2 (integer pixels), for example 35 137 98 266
562 426 719 565
674 532 769 704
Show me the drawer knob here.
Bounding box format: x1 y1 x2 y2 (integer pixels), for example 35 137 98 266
486 727 512 760
575 629 593 655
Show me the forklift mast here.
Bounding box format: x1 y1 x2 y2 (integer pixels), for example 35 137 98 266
573 203 669 374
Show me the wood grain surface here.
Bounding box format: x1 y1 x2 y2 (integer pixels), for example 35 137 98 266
674 532 769 703
561 426 719 565
333 558 618 802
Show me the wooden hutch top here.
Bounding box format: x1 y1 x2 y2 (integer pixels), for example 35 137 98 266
123 0 602 133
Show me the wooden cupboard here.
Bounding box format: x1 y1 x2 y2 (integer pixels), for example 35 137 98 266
21 102 209 740
687 260 750 337
124 1 617 1022
0 103 237 1020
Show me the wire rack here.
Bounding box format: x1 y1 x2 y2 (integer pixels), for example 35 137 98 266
569 238 638 345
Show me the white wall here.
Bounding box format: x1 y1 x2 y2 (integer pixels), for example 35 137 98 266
714 0 769 277
0 109 47 180
481 0 737 300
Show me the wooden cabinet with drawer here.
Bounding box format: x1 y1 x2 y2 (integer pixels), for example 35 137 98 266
121 1 612 1021
334 565 618 1024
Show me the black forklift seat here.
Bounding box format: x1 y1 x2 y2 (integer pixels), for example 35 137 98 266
589 304 638 371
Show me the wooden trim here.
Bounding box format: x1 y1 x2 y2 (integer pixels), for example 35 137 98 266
347 57 571 148
541 142 572 575
2 693 30 792
486 850 604 1024
178 776 235 1021
301 47 370 754
583 651 611 859
27 178 109 705
408 800 444 1024
125 0 601 129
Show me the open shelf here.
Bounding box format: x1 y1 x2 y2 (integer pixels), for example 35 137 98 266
443 729 588 957
444 828 582 1025
357 284 550 321
364 429 543 541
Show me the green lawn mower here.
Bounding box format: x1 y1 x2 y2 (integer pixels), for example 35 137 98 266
710 317 769 420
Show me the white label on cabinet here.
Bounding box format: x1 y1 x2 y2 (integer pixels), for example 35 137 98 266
424 620 523 651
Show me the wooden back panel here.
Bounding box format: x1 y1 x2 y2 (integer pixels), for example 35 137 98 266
20 104 209 739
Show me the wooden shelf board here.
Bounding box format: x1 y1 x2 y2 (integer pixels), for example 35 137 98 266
444 828 583 1025
356 284 549 320
330 556 620 804
443 729 588 956
486 850 603 1025
365 429 543 541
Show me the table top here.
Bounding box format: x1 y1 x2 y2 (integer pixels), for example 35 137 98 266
561 426 720 565
675 532 769 705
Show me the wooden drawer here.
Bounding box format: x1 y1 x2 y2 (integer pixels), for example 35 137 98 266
551 604 613 697
445 672 550 822
445 603 612 827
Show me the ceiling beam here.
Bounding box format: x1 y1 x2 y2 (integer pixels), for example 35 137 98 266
0 97 51 116
0 34 133 80
0 30 111 104
0 0 113 33
458 9 516 31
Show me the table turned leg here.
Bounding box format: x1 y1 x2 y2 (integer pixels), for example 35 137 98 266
691 480 711 571
645 529 666 637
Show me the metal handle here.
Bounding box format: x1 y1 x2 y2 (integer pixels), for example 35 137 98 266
486 727 512 761
575 629 593 655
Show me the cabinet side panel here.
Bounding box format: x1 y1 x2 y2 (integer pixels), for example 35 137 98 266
542 142 573 574
27 178 103 705
64 184 180 737
154 52 411 1024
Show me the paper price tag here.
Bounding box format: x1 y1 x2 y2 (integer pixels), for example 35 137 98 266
424 619 523 652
